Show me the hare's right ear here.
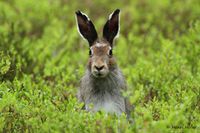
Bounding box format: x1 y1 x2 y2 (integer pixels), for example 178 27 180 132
76 11 98 46
103 9 120 46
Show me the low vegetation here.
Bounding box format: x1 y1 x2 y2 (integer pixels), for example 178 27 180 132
0 0 200 132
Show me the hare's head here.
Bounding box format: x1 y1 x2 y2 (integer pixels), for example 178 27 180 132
76 9 120 78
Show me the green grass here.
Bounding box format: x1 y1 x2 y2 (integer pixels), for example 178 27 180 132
0 0 200 132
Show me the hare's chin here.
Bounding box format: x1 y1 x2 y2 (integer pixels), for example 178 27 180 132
92 72 108 78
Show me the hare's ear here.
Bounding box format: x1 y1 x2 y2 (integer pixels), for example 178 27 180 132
76 10 98 46
103 9 120 46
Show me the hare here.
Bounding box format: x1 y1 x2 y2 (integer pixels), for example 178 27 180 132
75 9 131 116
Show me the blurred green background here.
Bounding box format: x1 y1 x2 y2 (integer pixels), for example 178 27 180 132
0 0 200 132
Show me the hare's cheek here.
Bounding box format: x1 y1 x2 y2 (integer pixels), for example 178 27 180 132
87 59 93 70
104 64 109 71
109 58 116 68
90 61 97 73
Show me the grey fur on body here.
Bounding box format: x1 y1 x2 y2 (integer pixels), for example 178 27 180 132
78 67 129 115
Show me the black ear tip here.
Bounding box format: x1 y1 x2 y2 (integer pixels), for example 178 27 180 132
75 10 82 15
111 9 120 17
114 9 120 14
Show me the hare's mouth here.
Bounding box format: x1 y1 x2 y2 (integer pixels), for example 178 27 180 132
92 71 108 78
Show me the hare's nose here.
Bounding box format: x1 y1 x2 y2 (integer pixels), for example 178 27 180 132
95 65 104 71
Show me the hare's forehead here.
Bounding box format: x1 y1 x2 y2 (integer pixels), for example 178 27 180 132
91 42 111 50
95 42 107 47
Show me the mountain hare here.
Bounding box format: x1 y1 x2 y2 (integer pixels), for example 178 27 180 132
76 9 131 116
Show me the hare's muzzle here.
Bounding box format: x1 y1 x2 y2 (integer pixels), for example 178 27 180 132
92 62 109 78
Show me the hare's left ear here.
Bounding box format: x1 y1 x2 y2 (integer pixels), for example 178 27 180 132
103 9 120 46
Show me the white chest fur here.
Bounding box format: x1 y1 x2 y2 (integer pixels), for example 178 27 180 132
85 92 125 115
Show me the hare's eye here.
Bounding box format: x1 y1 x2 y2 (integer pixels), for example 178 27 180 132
109 49 113 56
89 49 92 56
